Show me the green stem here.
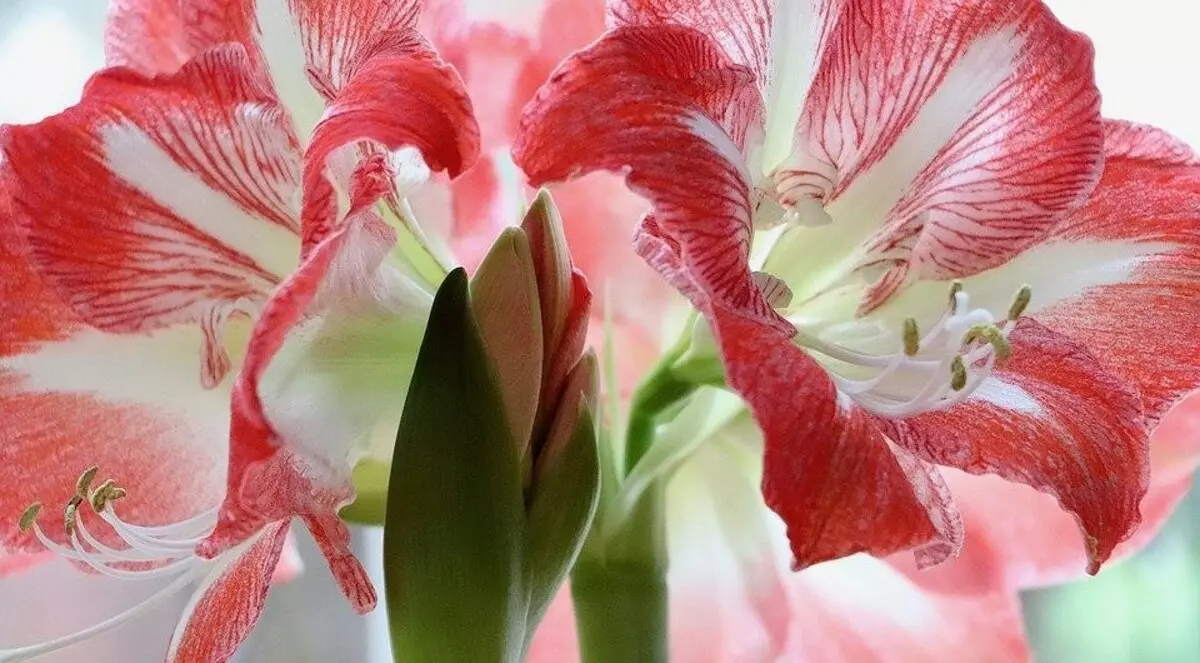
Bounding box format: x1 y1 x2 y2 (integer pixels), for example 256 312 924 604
625 366 698 472
571 490 668 663
571 561 668 663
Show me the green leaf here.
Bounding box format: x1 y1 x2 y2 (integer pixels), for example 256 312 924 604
383 268 527 663
523 405 600 643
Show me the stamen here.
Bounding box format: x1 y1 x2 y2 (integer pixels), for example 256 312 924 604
1008 284 1032 321
949 356 968 391
4 467 224 662
947 281 963 310
17 503 40 533
902 318 920 356
63 498 81 537
90 480 126 512
74 466 100 497
964 324 1012 362
794 282 1019 418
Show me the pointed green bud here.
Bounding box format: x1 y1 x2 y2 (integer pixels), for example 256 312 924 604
471 227 544 462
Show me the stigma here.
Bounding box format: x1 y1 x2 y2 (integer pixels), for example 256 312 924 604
793 282 1032 418
2 467 218 663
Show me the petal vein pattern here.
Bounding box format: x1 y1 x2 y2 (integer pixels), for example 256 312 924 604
0 45 302 388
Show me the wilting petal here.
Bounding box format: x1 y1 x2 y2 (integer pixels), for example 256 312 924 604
882 319 1146 575
711 306 961 569
1 46 302 388
770 0 1102 313
515 26 774 327
166 522 288 663
104 0 256 75
301 28 479 251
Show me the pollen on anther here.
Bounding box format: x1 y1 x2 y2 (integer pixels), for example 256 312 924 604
1008 285 1032 321
75 466 100 497
64 502 79 536
18 502 41 533
947 281 963 309
91 480 127 512
950 356 968 391
902 318 920 356
965 324 1012 362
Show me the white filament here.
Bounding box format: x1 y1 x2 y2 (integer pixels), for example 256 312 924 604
797 290 1014 418
0 501 219 662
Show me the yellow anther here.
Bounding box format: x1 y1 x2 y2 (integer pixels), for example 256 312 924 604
1008 285 1032 321
902 318 920 356
91 480 127 512
75 466 100 497
18 503 41 533
91 479 115 511
947 281 963 310
64 502 79 537
950 356 968 391
964 324 1012 362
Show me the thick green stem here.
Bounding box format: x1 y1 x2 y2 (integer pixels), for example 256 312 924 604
571 490 668 663
571 561 668 663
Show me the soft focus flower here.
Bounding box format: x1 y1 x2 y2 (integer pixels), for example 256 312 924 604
0 0 478 659
514 0 1200 579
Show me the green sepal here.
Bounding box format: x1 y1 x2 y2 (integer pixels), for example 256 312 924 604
522 406 600 646
383 268 527 663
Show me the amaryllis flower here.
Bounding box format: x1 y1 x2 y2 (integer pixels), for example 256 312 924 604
520 125 1200 662
0 0 478 660
515 0 1200 576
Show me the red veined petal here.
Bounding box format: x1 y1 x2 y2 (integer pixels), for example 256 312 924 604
711 306 962 569
0 183 229 557
301 28 479 252
104 0 256 75
251 0 422 137
890 123 1200 590
514 26 775 328
881 319 1147 575
166 522 289 663
778 0 1102 313
1030 121 1200 426
1 45 302 389
505 0 606 142
197 173 404 614
607 0 774 87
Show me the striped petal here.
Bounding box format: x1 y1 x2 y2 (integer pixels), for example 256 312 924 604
514 25 774 326
879 121 1200 585
253 0 423 137
0 180 230 558
768 0 1103 314
300 27 479 252
880 319 1147 575
711 306 962 569
104 0 256 75
166 523 289 663
198 167 427 615
0 45 302 389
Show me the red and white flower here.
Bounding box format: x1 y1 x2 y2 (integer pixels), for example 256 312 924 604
514 0 1200 577
0 0 478 660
